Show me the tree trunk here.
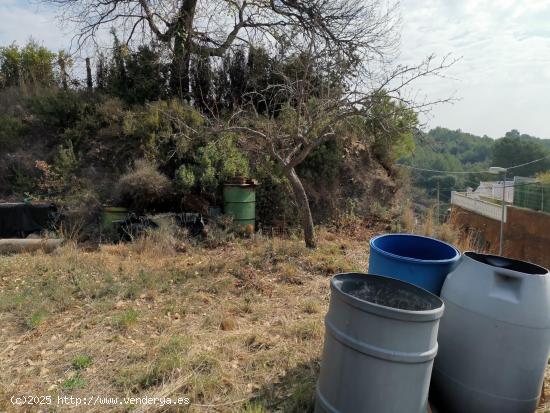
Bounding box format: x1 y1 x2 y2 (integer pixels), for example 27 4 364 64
286 167 317 248
85 57 93 90
170 0 197 100
58 55 68 90
170 29 190 100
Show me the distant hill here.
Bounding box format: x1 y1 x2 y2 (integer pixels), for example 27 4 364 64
401 127 550 201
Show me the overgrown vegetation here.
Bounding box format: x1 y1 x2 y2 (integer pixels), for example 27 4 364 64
0 37 419 245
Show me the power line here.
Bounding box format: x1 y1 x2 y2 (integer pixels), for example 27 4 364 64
397 153 550 175
396 164 484 175
505 154 550 170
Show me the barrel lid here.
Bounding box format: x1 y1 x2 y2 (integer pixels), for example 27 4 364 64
331 273 444 322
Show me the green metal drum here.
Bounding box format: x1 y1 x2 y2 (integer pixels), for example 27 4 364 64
223 184 256 231
101 206 129 232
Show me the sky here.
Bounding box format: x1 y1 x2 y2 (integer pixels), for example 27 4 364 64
1 0 550 139
399 0 550 139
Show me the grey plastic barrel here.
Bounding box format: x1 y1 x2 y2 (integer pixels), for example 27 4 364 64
316 273 445 413
432 252 550 413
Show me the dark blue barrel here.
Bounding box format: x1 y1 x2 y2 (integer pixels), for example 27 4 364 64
369 234 460 295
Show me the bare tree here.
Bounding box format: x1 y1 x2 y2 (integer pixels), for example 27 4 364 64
223 48 456 248
42 0 395 98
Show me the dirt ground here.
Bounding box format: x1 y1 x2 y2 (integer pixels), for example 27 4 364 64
0 227 548 412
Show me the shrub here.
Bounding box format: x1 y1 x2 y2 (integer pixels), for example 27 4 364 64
0 115 27 150
174 164 196 193
35 142 79 195
367 93 417 165
61 96 126 151
54 141 78 176
195 133 249 192
4 158 36 194
26 89 87 129
72 355 93 370
123 99 204 165
114 308 138 331
115 159 171 211
298 140 343 185
62 373 86 390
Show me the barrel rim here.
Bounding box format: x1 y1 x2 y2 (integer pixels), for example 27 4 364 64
223 183 257 188
102 206 129 212
463 251 548 276
331 272 444 322
370 233 460 264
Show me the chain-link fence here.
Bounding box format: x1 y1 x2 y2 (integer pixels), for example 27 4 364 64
513 182 550 213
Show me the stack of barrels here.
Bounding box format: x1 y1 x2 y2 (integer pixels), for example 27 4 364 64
315 233 550 413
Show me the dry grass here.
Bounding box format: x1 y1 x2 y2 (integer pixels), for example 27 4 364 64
0 226 547 412
422 208 435 237
401 202 416 233
0 228 374 412
419 210 485 254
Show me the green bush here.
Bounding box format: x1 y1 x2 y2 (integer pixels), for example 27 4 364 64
27 89 87 129
54 141 78 176
253 157 299 228
195 133 249 192
298 140 343 185
367 93 417 165
123 99 204 165
174 164 196 193
0 115 27 150
6 161 36 194
72 355 93 370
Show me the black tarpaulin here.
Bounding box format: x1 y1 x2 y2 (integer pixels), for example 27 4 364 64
0 203 57 238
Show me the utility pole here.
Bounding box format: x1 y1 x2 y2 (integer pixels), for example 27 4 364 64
437 181 440 225
489 166 508 256
499 171 506 255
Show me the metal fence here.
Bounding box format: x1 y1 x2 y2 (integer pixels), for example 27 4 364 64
513 183 550 213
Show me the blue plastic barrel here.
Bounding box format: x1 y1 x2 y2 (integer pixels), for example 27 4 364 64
369 234 460 295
